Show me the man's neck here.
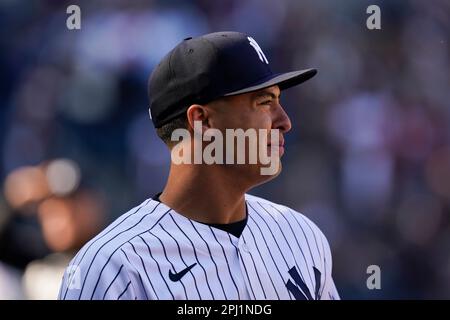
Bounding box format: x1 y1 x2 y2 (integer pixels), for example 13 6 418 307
159 164 248 224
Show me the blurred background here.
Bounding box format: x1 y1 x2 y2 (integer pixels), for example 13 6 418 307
0 0 449 299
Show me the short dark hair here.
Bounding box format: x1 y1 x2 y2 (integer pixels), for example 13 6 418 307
156 115 188 145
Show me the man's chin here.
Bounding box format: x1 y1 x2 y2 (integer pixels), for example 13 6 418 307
249 160 283 187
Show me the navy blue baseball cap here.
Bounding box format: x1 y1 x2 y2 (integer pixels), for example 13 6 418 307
148 31 317 128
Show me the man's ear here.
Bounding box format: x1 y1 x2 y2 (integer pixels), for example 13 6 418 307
186 104 211 133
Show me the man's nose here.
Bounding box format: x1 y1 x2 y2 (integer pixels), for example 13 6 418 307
272 103 292 133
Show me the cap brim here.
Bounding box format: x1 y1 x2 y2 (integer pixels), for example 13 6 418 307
224 68 317 96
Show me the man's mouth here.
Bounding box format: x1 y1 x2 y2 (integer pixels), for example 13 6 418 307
267 139 285 157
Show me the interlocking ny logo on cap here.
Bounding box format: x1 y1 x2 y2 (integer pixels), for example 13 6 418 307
248 36 269 64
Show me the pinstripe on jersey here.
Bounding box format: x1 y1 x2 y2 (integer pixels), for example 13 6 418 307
58 194 340 300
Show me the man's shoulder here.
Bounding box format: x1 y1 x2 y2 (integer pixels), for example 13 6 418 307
244 193 326 239
68 198 167 269
59 198 168 299
245 193 302 218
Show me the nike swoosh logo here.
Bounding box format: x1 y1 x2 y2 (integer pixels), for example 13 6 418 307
168 263 197 282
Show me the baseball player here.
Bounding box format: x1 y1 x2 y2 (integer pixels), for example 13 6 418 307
58 31 340 300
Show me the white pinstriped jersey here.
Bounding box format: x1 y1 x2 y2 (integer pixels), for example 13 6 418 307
58 194 340 300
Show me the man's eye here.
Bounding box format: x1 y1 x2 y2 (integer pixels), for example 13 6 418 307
259 100 272 105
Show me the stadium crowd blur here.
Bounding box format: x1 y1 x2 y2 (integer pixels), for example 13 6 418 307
0 0 449 299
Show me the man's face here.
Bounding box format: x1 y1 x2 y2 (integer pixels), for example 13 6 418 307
204 85 292 184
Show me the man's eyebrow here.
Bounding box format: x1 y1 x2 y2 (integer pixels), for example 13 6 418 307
253 90 281 100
